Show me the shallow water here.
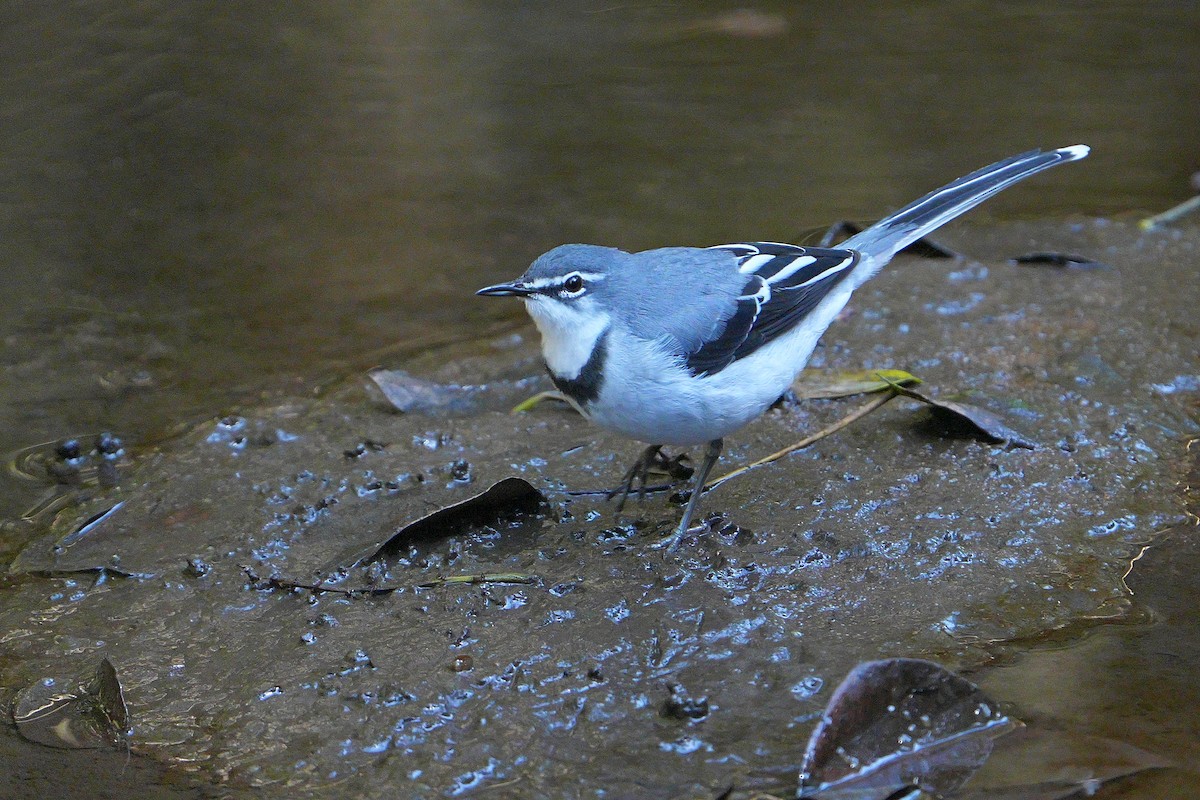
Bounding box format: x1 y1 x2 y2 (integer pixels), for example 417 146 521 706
1 3 1198 798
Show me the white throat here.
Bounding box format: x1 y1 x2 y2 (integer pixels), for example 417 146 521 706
525 297 610 379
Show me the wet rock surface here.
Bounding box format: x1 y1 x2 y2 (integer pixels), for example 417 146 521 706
1 220 1195 798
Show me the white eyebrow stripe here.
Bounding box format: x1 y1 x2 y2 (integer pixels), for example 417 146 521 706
523 271 607 290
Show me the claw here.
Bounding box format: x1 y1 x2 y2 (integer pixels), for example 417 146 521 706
606 444 663 513
659 452 694 482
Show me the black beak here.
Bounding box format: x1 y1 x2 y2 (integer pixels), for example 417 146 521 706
476 281 534 297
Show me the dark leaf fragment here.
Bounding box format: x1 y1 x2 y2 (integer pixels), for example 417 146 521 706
342 477 544 571
13 658 131 750
955 727 1171 799
11 496 149 576
244 565 401 597
799 658 1016 799
891 384 1035 449
1012 252 1107 270
367 369 476 414
58 501 125 548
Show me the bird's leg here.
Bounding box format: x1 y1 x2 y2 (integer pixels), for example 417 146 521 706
607 444 663 513
657 438 723 550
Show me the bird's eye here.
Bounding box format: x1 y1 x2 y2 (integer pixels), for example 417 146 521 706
563 274 585 294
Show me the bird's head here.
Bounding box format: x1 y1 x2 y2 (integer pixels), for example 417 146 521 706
477 244 624 343
477 244 631 378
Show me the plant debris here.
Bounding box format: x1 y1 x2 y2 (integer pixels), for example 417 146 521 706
57 501 125 549
368 369 477 414
792 368 921 400
416 572 535 589
337 477 545 571
799 658 1016 799
243 565 534 596
511 390 570 413
956 727 1171 799
703 391 897 494
13 658 131 750
1139 193 1200 230
1012 252 1107 269
887 381 1035 449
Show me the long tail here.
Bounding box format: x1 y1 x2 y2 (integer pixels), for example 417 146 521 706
842 144 1089 288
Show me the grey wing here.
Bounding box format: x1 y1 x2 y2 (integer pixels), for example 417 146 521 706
685 242 859 376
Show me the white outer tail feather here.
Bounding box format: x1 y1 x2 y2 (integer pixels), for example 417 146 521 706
841 145 1090 290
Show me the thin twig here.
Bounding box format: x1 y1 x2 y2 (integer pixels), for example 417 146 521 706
703 390 898 494
1140 194 1200 230
417 572 534 588
242 566 534 596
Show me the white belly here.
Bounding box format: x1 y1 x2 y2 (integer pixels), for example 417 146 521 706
583 327 820 446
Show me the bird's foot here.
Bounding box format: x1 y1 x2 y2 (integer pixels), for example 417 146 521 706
606 445 692 512
649 517 708 552
655 438 723 551
656 451 694 481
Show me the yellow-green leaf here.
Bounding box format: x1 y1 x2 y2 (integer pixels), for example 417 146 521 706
792 369 921 400
510 390 570 414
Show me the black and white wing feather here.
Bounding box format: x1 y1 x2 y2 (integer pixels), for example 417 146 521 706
686 242 859 376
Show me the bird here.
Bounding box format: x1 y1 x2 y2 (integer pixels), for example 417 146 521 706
477 145 1089 548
